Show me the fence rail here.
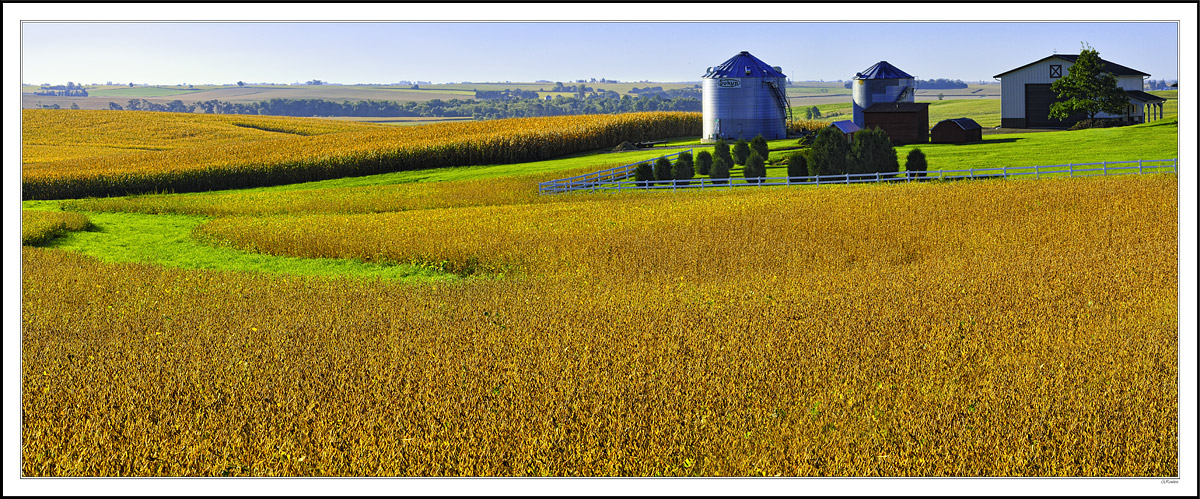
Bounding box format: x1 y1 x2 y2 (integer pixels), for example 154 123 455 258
538 150 693 194
539 158 1177 194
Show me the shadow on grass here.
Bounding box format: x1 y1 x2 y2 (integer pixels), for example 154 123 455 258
975 137 1023 145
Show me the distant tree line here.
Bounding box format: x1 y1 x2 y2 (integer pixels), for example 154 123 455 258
915 78 968 89
475 89 540 100
1145 79 1175 91
628 86 702 99
108 99 196 113
842 78 967 90
33 82 88 97
106 94 701 119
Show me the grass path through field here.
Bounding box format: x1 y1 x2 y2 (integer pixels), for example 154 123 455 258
27 209 454 282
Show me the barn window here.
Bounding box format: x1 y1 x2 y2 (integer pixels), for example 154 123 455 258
1050 65 1062 78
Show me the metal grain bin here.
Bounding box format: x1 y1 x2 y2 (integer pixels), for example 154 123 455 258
702 51 790 143
851 61 916 128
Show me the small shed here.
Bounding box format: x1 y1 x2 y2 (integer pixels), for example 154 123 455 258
828 120 860 140
931 118 983 143
863 102 929 145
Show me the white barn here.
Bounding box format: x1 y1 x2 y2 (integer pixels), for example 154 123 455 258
993 54 1166 128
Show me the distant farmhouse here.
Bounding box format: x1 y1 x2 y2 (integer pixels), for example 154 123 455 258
994 54 1167 128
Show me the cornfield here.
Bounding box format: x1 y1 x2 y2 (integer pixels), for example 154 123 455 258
21 210 93 246
60 167 605 217
788 119 829 134
22 110 701 200
24 174 1178 476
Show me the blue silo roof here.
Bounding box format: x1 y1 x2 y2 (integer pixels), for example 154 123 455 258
855 61 913 80
703 51 786 78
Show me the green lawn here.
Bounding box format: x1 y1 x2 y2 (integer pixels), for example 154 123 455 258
895 119 1177 172
675 119 1177 180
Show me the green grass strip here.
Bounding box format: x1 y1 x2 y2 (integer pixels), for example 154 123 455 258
34 210 456 282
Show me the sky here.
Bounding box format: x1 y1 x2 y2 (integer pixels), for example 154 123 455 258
15 5 1187 86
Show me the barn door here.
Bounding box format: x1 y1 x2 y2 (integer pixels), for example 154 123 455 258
1025 84 1086 128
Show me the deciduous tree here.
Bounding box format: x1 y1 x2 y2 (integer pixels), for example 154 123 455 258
1049 44 1130 121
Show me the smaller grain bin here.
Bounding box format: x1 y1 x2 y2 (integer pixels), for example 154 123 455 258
852 61 916 128
931 118 983 143
863 102 930 145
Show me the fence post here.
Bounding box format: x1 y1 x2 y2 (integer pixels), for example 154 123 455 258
816 174 821 186
876 172 881 183
1103 161 1108 176
1003 166 1008 178
845 173 850 185
1138 159 1143 174
1069 164 1074 177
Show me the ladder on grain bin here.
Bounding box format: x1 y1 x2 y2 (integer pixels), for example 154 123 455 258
768 80 792 132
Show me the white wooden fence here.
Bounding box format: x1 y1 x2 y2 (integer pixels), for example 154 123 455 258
538 150 693 194
539 158 1177 194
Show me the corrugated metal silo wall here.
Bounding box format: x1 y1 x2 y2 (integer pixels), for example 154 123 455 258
852 78 916 127
702 76 787 143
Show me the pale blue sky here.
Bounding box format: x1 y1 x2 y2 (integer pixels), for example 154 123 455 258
22 21 1180 85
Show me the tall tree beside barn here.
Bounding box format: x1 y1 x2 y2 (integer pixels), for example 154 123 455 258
1049 43 1130 121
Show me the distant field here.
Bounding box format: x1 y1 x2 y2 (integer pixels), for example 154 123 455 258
926 99 1002 128
323 116 477 126
425 82 700 94
22 84 480 110
785 83 1000 103
87 86 209 98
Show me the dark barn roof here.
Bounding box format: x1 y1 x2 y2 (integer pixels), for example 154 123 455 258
703 51 786 79
993 54 1150 78
935 118 982 131
1125 90 1167 102
864 102 929 113
855 61 914 80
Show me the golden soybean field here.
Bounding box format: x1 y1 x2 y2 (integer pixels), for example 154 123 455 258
21 210 93 246
22 110 700 199
23 172 1177 476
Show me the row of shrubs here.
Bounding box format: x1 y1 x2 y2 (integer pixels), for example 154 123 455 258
630 129 929 186
801 126 928 178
